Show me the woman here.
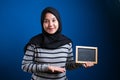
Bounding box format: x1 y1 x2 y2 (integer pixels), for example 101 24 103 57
21 7 94 80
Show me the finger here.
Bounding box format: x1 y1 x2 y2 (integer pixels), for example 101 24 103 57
52 68 54 72
86 62 94 67
54 67 65 72
88 62 94 66
82 63 87 68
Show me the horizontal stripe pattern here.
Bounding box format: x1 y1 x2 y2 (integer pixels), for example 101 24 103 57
22 43 82 80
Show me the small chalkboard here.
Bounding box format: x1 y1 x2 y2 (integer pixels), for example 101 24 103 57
76 46 98 64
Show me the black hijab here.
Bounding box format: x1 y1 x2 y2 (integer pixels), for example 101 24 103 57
24 7 72 51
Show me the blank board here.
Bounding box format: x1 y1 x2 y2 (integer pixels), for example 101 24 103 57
76 46 98 64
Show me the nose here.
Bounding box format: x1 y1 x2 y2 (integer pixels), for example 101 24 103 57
48 21 53 27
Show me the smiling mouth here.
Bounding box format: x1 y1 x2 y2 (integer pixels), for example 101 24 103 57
48 28 54 30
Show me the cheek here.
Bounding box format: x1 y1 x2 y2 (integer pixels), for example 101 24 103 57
43 23 48 28
43 25 48 32
55 22 59 30
56 26 59 31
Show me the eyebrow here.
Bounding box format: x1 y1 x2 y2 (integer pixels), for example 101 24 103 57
44 17 57 21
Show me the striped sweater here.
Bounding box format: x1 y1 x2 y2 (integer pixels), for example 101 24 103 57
21 43 82 80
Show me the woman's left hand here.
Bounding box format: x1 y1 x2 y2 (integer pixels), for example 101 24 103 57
82 62 94 68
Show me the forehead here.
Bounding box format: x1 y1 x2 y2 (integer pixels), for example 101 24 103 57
44 12 56 19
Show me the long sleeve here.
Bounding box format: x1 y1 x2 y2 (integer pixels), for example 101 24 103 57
21 44 49 73
65 43 82 70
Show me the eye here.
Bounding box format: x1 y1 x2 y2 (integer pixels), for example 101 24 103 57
52 19 56 22
44 19 49 23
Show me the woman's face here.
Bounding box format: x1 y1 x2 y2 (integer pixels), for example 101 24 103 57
43 13 59 34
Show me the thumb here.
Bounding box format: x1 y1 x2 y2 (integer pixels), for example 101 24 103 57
51 68 54 72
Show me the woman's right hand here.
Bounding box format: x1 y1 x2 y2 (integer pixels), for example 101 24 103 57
48 66 66 73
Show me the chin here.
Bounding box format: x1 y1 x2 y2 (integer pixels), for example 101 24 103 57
47 31 56 34
49 32 55 34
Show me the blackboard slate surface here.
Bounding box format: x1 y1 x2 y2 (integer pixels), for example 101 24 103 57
76 46 98 64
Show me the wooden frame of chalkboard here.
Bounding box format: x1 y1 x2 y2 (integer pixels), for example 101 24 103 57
76 46 98 64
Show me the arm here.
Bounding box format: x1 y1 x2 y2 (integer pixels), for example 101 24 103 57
21 44 65 73
21 44 49 73
65 43 82 70
65 43 94 70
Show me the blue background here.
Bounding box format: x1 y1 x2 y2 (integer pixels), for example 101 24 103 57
0 0 119 80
